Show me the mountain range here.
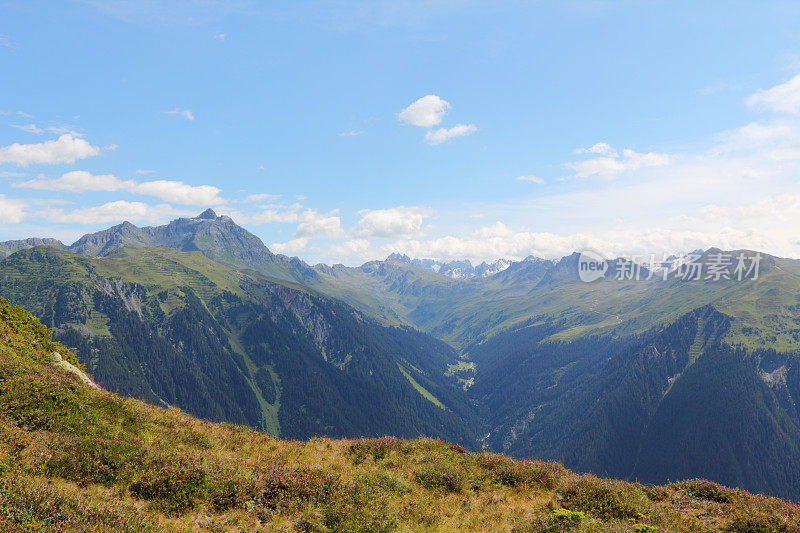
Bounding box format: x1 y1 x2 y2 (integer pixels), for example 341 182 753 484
386 253 513 279
3 210 800 500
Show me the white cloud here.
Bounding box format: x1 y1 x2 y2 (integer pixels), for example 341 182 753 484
721 121 792 143
0 171 27 178
0 195 26 223
424 123 477 145
398 95 450 127
46 125 83 136
339 130 364 137
713 120 796 157
746 73 800 114
516 175 545 184
566 147 669 178
15 171 226 205
10 124 43 135
0 111 31 118
574 142 617 156
213 32 226 41
473 222 513 239
355 206 431 238
41 201 188 225
270 237 309 255
165 108 195 121
0 134 102 166
328 238 371 257
246 193 281 202
250 208 300 224
135 169 156 175
383 231 605 263
296 209 344 237
134 180 224 205
0 34 12 48
17 171 127 192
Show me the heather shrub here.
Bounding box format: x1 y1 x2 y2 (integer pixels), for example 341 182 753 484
414 468 463 492
643 485 670 502
129 456 207 515
727 515 795 533
348 436 404 463
321 486 396 532
478 454 560 489
360 470 410 495
560 477 642 520
206 472 256 512
45 437 144 487
260 466 341 507
0 476 153 532
675 479 733 503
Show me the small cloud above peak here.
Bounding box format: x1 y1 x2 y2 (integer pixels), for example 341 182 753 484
574 142 616 156
398 95 450 127
164 108 195 121
516 175 545 184
0 134 103 166
246 193 280 203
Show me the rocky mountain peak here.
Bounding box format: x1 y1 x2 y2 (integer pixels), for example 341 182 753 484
196 208 218 220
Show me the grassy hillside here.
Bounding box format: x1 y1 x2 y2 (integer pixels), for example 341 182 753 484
1 298 800 532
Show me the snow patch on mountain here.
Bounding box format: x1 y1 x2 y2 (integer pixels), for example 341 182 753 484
387 253 513 279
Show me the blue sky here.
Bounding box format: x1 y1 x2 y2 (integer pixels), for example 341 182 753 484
2 1 800 265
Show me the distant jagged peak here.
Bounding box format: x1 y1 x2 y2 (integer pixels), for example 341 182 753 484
379 253 513 280
386 252 412 263
114 220 139 232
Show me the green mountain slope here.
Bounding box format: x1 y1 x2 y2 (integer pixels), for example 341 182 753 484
468 305 800 501
2 298 799 532
0 246 481 445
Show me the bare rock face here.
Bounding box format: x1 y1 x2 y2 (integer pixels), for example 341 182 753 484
50 352 100 389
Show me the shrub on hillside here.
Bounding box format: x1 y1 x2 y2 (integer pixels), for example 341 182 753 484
674 479 734 503
414 468 463 493
129 456 207 515
478 453 561 489
560 477 642 520
348 436 405 463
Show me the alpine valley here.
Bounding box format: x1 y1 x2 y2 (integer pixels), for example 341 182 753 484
4 210 800 503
